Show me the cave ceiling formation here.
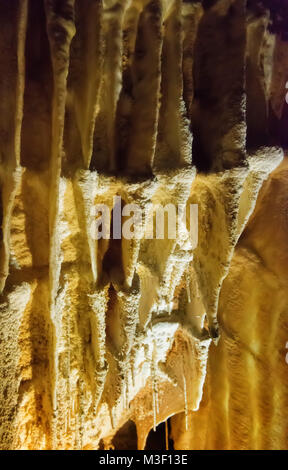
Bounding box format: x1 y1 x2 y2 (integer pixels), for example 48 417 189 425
0 0 287 450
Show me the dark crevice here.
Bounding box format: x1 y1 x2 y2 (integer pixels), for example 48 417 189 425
102 199 125 285
247 0 288 41
21 0 53 170
112 420 138 450
269 101 288 150
245 57 271 150
191 8 246 172
145 419 174 450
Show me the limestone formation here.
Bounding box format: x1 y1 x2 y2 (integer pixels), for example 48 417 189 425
0 0 287 450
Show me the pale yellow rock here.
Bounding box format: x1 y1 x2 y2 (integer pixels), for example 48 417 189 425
0 0 287 450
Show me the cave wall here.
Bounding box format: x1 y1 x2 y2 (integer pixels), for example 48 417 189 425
0 0 287 450
171 158 288 450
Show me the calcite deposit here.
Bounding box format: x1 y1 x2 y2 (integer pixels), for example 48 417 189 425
0 0 287 450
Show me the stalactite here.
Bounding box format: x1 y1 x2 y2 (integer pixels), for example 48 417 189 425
0 0 286 451
0 0 28 293
186 272 191 304
165 419 169 451
183 369 189 432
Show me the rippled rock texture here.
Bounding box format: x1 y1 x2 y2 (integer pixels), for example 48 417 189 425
0 0 287 450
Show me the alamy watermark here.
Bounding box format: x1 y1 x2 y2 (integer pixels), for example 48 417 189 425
90 196 198 246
